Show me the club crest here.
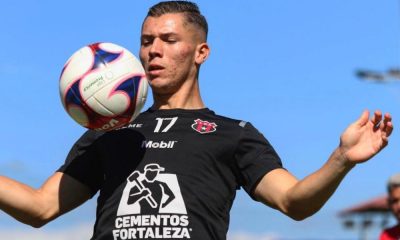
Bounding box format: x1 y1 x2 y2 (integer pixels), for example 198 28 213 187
191 119 217 134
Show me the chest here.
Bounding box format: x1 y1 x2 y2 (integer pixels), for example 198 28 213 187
97 115 240 186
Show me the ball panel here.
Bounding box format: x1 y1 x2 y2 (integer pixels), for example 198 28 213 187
64 80 84 111
78 49 141 102
130 74 148 122
86 96 114 116
90 43 123 70
59 46 94 93
99 42 124 53
79 70 110 102
68 105 89 127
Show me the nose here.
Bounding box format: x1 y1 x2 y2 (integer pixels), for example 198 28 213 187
149 38 163 59
391 199 400 211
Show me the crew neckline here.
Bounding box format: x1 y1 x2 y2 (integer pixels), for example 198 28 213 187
145 107 212 115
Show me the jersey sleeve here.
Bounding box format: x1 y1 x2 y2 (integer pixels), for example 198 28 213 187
57 130 105 197
379 230 387 240
234 122 283 199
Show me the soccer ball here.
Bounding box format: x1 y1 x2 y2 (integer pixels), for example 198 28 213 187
59 42 148 131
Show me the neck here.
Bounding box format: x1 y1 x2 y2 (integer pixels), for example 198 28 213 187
151 80 205 110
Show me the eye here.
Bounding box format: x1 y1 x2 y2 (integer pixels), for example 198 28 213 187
166 38 177 43
161 34 178 44
141 37 153 46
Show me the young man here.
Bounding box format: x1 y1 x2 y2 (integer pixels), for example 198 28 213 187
380 174 400 240
0 1 394 240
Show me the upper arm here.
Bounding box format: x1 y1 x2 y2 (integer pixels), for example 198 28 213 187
38 172 92 222
253 168 298 213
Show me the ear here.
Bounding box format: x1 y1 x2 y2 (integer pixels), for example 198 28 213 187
195 42 210 65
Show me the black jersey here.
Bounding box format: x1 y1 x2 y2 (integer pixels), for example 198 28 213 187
58 108 283 240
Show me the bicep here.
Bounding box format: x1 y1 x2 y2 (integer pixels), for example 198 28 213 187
39 172 92 220
253 168 298 211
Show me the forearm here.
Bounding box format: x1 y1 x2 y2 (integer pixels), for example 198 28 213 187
0 176 57 227
256 110 392 220
284 148 355 220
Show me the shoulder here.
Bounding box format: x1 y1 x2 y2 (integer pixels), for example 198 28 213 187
73 129 105 146
381 225 400 239
204 109 251 129
201 110 271 143
73 127 140 148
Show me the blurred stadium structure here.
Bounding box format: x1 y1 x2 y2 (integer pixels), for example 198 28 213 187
339 195 391 240
356 68 400 82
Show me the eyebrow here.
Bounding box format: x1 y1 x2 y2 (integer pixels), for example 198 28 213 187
141 32 179 38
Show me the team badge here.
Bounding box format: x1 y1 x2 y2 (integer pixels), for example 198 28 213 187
191 119 217 134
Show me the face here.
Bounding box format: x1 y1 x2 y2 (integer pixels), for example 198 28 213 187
389 187 400 221
140 13 208 95
145 170 158 182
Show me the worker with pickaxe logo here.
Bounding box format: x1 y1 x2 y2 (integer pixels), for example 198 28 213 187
127 164 175 213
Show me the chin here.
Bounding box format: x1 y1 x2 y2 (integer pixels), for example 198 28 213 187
150 84 172 95
149 81 173 93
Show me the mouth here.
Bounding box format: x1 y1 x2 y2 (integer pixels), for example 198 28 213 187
148 64 164 76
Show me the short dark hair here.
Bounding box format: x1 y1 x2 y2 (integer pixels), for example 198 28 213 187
388 173 400 193
146 1 208 39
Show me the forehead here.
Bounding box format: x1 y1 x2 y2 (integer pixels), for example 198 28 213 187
390 187 400 197
142 13 188 35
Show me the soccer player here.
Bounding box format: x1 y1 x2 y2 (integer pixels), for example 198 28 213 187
0 1 394 239
380 174 400 240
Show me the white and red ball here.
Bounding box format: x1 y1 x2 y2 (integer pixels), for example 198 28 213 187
59 42 148 131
